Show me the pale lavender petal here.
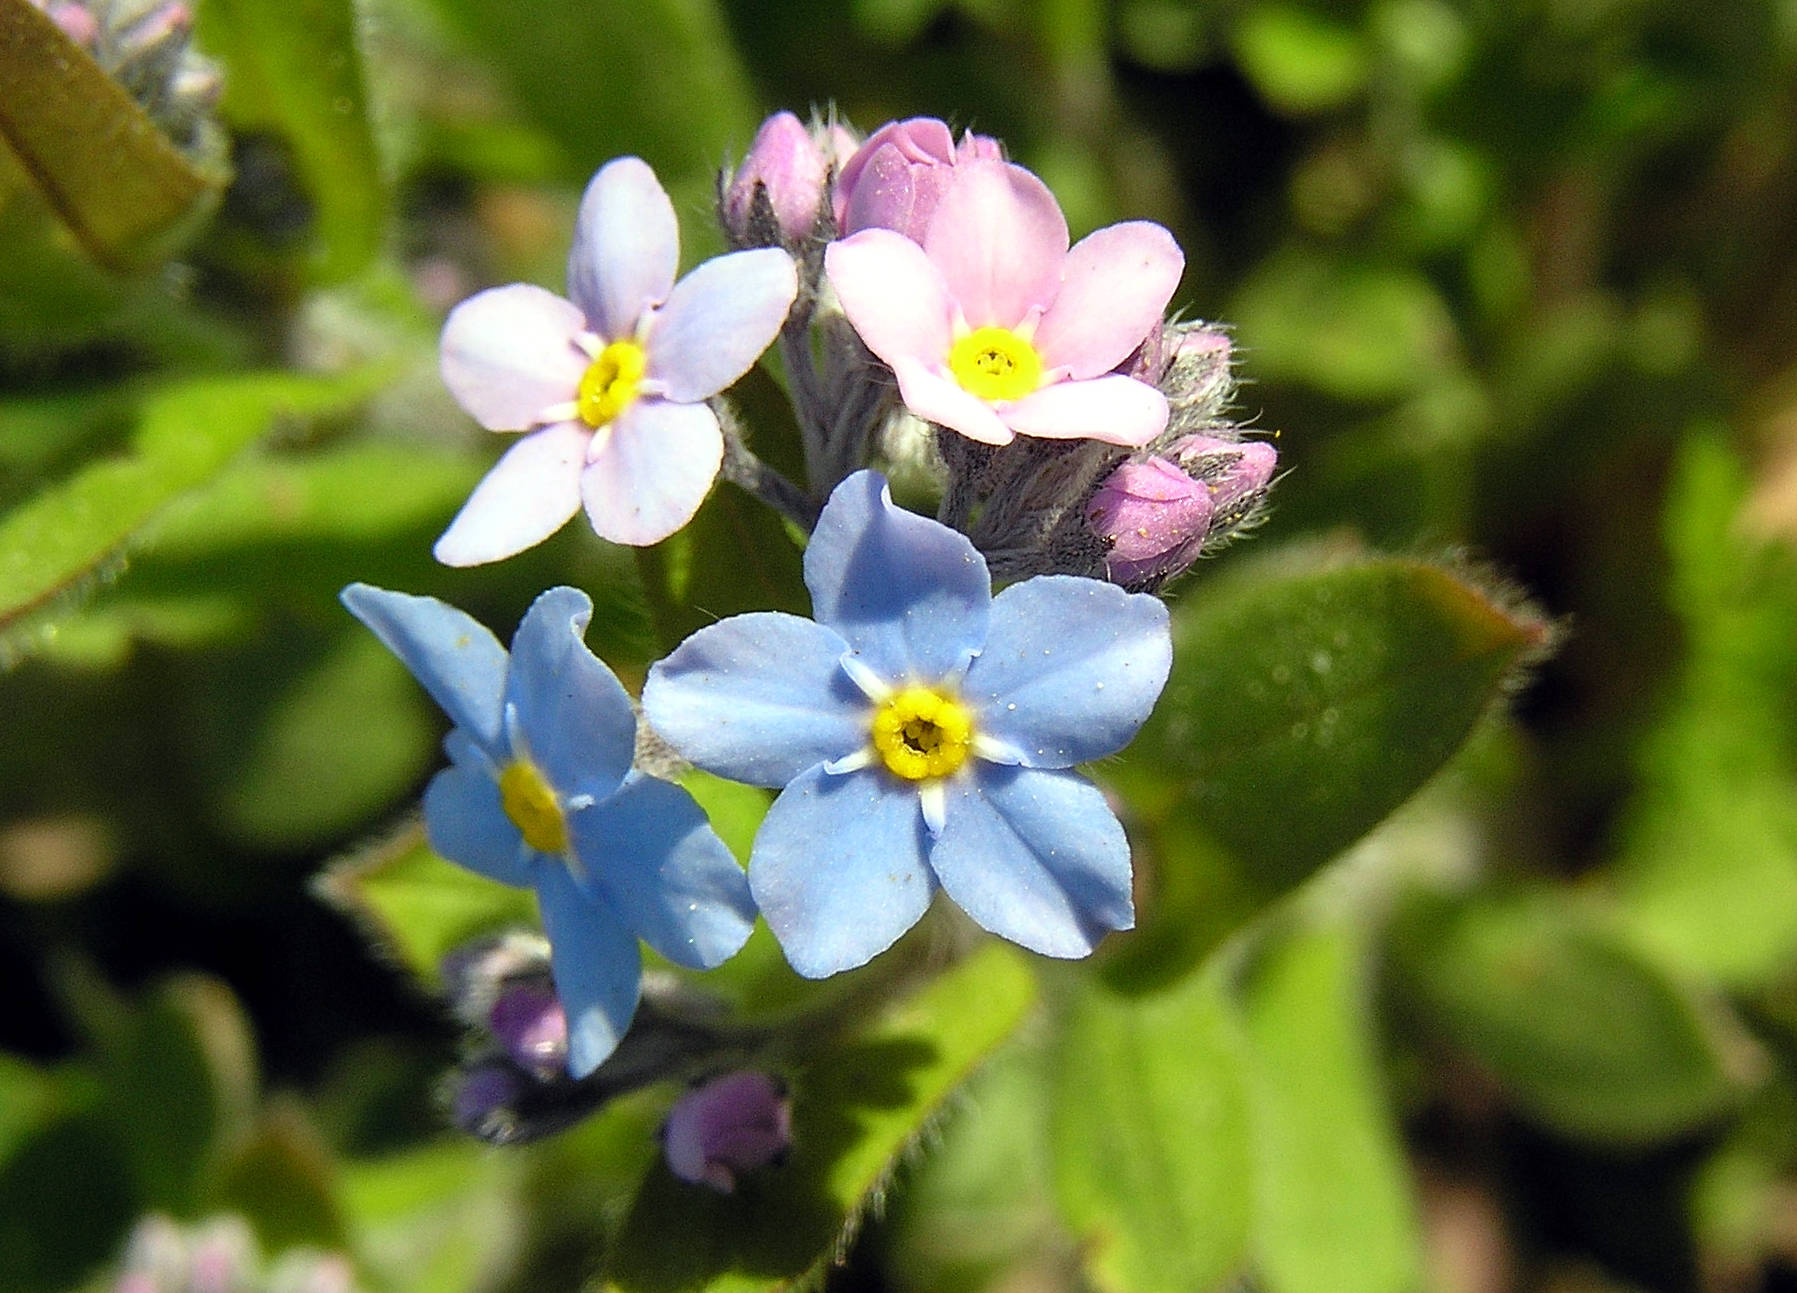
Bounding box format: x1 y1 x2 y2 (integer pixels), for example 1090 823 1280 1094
647 248 797 401
504 587 636 800
922 161 1067 328
1002 375 1168 446
340 583 507 750
749 764 934 978
891 357 1014 446
570 774 756 970
962 575 1171 767
1032 222 1184 378
440 285 587 430
804 470 991 684
643 612 866 788
579 400 722 546
567 156 680 340
433 421 587 567
422 760 532 887
535 864 642 1077
930 765 1133 958
825 231 954 368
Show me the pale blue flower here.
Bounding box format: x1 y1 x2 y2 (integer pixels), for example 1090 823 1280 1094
342 583 757 1075
642 471 1172 978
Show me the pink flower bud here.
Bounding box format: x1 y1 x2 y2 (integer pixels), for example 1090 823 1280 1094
725 111 830 247
1172 435 1278 514
834 117 1003 240
662 1070 792 1193
1086 457 1216 587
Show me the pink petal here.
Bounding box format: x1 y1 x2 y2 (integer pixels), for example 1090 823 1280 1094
1033 222 1185 378
567 157 680 340
434 421 589 566
923 161 1068 328
439 285 587 431
891 357 1014 446
825 231 954 368
580 400 723 545
835 118 955 221
647 248 797 402
1002 375 1168 446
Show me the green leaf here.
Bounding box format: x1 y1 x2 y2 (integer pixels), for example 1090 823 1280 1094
209 1100 349 1252
1614 433 1797 985
0 369 382 652
0 0 225 269
1389 889 1759 1145
1105 548 1547 987
604 942 1038 1293
1050 973 1254 1293
1229 252 1460 402
426 0 757 185
94 974 260 1213
197 0 386 279
318 823 538 990
1231 4 1371 115
1237 922 1421 1293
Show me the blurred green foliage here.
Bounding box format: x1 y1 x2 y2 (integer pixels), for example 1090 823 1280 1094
6 0 1797 1289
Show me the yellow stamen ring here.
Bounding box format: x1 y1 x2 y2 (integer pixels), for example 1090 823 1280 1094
871 685 975 781
947 326 1044 402
577 339 648 427
498 759 569 854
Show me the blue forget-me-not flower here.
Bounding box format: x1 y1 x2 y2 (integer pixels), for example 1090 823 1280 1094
642 471 1172 978
342 583 757 1075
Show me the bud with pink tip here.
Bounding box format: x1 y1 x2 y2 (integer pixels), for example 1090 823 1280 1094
1173 434 1278 531
488 978 570 1079
661 1070 792 1193
1085 457 1216 589
833 117 1004 240
723 111 832 248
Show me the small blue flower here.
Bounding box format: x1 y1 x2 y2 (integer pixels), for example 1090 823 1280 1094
342 583 757 1075
642 471 1172 978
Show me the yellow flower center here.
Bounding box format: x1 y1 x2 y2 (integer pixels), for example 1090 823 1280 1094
947 326 1043 402
498 759 569 854
576 340 647 427
871 685 975 781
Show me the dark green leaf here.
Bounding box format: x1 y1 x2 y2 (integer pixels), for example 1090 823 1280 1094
1050 973 1253 1293
209 1100 348 1252
1390 889 1759 1144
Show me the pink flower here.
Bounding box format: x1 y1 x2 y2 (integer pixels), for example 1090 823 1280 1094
1087 457 1216 586
833 116 1002 240
661 1071 792 1193
825 161 1184 448
436 157 797 561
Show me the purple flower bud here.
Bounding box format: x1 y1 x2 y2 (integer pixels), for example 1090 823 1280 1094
488 978 569 1079
1086 457 1215 588
724 111 830 247
661 1071 792 1193
834 117 1004 240
452 1061 526 1140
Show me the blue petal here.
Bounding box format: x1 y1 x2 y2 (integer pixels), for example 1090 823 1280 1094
341 583 508 753
750 764 935 978
929 764 1134 958
504 587 635 800
570 774 756 969
535 864 644 1077
961 576 1171 767
422 758 532 888
803 471 990 684
643 613 867 788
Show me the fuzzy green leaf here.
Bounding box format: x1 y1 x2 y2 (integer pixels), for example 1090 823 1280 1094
604 943 1038 1293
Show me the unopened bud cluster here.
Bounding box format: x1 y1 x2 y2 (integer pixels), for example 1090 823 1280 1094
30 0 223 158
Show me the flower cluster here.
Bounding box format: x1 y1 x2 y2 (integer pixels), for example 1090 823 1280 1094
343 112 1277 1183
